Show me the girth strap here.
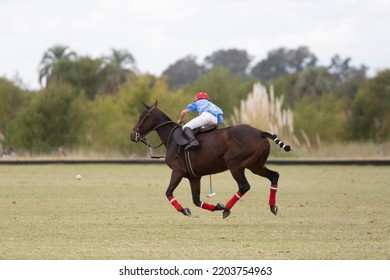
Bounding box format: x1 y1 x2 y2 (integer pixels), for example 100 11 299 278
184 150 197 177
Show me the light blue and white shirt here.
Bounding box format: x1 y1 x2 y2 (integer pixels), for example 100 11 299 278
186 99 224 124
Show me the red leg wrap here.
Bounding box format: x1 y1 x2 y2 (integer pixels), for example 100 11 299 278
167 196 183 212
226 191 243 210
197 201 215 212
269 184 277 205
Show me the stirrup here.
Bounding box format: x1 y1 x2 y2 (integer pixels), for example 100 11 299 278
184 141 200 151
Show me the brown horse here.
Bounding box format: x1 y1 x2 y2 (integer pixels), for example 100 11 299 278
130 100 291 219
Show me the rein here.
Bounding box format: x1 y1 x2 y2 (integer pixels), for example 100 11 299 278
140 120 177 140
141 139 165 159
140 121 177 159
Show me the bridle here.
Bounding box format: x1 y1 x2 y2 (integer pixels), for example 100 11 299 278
132 105 178 156
132 105 156 142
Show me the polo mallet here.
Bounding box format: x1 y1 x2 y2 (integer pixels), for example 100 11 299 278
206 175 216 198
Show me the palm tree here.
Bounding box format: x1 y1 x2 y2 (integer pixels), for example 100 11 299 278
104 49 137 94
38 45 76 87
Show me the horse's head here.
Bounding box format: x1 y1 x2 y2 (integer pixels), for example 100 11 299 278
130 100 159 142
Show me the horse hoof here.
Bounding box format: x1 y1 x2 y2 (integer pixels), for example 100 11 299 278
181 208 192 217
215 203 226 211
222 209 231 219
270 205 278 216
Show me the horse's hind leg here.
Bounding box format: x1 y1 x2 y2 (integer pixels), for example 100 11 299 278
223 168 251 219
250 165 280 215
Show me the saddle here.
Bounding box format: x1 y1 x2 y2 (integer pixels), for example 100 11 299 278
172 124 218 147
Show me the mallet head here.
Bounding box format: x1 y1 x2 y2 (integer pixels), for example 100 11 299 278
206 192 216 198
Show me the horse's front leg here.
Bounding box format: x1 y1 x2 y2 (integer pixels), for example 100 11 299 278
165 171 192 217
189 177 226 212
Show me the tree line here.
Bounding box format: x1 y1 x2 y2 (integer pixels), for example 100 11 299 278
0 45 389 157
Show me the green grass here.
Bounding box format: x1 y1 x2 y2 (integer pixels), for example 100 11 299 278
0 164 389 260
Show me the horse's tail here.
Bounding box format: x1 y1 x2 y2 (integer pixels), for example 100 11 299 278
262 132 292 152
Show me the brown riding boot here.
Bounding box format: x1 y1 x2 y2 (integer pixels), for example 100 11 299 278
183 127 200 151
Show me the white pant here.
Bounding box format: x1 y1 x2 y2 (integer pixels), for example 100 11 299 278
183 112 217 130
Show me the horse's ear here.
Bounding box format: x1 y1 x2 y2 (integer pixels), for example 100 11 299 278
153 100 158 107
141 101 150 109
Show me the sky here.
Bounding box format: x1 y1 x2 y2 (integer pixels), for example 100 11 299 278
1 0 389 90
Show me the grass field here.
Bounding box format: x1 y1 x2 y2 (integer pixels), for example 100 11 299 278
0 164 389 260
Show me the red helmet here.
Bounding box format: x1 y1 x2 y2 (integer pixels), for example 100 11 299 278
194 92 209 101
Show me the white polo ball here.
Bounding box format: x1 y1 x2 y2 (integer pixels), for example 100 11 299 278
76 174 82 180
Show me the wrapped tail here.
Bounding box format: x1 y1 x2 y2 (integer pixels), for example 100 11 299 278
262 132 291 152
